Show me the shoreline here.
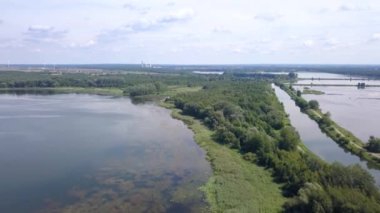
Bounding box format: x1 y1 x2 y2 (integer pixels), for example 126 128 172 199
160 101 286 212
0 87 124 96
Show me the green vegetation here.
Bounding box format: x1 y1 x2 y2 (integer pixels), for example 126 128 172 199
168 107 286 212
308 100 320 110
171 80 380 212
366 136 380 153
1 70 380 212
0 70 213 91
302 88 325 95
278 83 380 168
0 87 124 96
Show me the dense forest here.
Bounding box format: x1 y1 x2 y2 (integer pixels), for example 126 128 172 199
0 71 212 88
0 71 218 97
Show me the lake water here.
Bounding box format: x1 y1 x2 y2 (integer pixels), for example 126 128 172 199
296 71 380 85
296 86 380 141
273 85 380 186
296 72 347 79
0 94 211 213
294 72 380 141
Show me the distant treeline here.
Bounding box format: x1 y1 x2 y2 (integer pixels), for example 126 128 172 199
0 71 222 97
171 80 380 212
4 64 380 77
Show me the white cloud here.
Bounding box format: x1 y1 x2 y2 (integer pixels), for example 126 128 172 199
254 13 282 22
322 38 341 49
28 25 54 32
127 8 194 31
339 4 369 12
1 0 380 64
123 3 138 10
369 33 380 42
24 25 67 43
69 39 97 48
122 3 150 13
166 2 175 7
303 39 315 47
97 8 195 42
212 26 231 34
159 8 194 23
232 48 244 53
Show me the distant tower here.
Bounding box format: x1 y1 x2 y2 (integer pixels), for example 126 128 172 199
141 61 145 68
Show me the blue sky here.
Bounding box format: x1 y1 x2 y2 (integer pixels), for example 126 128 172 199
1 0 380 64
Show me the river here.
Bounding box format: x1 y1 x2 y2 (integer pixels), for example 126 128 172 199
0 94 211 213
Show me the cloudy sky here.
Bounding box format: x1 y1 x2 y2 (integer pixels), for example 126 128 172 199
1 0 380 64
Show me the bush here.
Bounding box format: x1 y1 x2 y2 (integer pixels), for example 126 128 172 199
366 136 380 153
309 100 320 110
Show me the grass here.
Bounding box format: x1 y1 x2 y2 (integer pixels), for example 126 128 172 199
302 88 324 95
167 106 286 213
163 85 203 97
0 85 200 99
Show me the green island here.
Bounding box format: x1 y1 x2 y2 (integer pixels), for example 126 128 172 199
301 88 325 95
277 83 380 168
1 70 380 212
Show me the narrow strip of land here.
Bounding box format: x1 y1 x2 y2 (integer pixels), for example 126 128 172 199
165 106 286 212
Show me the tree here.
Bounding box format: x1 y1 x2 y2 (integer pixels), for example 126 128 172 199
288 72 298 79
215 128 240 149
366 136 380 153
297 90 302 97
279 126 299 151
309 100 319 110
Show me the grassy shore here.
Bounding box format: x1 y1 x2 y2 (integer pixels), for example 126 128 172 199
302 88 325 95
161 101 286 212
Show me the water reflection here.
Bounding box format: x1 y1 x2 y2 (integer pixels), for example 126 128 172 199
0 94 211 213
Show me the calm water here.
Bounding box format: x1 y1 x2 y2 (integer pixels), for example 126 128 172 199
296 72 347 79
296 71 380 85
0 94 211 213
295 72 380 141
296 86 380 141
273 85 380 186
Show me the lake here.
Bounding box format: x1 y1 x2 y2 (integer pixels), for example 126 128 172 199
0 94 211 213
273 85 380 186
294 72 380 142
297 86 380 141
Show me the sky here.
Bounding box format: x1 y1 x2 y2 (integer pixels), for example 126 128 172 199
0 0 380 64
